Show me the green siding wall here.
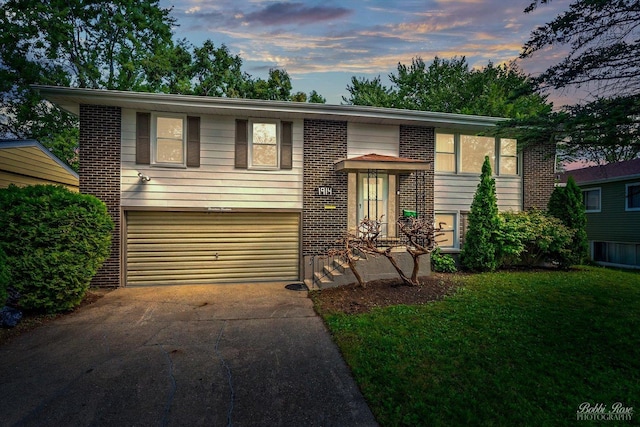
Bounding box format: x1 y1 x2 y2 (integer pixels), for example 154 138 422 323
583 178 640 244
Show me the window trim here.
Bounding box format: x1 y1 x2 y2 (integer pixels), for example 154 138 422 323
248 119 281 170
582 187 602 213
626 182 640 211
151 113 187 168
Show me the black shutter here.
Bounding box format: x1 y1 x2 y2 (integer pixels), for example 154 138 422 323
186 116 200 167
235 119 248 169
136 112 151 165
280 121 293 170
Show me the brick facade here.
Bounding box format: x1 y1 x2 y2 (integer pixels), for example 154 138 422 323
522 143 556 210
302 119 348 255
399 125 435 219
79 105 121 287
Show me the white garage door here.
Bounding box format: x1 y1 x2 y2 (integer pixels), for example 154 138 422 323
126 211 300 286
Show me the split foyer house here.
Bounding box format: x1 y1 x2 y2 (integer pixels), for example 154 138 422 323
37 86 555 287
559 158 640 269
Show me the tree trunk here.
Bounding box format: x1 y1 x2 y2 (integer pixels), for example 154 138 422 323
383 251 415 286
347 257 366 288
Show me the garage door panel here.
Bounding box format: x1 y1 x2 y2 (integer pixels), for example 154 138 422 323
126 211 300 285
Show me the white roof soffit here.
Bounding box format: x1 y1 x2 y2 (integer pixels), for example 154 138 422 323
33 85 505 131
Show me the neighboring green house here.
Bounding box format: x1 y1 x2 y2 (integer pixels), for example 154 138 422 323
559 158 640 269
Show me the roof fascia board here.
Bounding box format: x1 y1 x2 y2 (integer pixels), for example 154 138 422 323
33 85 505 129
575 173 640 186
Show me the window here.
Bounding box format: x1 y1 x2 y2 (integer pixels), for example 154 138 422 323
250 121 279 168
460 135 495 173
435 132 518 176
593 242 640 267
582 188 601 212
154 115 185 166
435 213 456 248
435 133 455 172
626 183 640 211
499 138 518 175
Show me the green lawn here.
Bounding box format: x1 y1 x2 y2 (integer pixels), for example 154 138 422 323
318 266 640 426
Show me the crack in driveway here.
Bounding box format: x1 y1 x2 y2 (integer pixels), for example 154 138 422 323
214 321 234 427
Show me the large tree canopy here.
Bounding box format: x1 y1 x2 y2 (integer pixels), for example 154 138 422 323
344 57 552 119
522 0 640 97
0 1 324 171
506 0 640 164
0 0 177 170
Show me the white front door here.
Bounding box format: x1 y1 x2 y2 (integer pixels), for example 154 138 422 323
358 172 388 235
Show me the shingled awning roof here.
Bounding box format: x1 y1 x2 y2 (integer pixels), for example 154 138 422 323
334 153 431 173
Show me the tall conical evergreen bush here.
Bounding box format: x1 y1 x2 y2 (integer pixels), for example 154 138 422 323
460 156 501 271
547 176 588 265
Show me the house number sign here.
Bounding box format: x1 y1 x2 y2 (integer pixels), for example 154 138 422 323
317 186 333 196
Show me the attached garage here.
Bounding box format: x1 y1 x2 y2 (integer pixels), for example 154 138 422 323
126 211 300 286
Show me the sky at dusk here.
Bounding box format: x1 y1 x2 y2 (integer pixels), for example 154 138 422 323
159 0 574 105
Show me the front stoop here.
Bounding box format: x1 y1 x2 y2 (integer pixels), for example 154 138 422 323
309 250 431 289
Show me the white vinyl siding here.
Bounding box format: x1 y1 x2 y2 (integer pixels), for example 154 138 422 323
434 175 523 212
347 122 399 158
121 109 303 209
126 211 300 285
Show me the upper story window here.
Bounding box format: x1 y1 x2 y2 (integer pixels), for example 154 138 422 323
250 121 279 168
235 119 292 170
435 133 455 172
136 112 200 168
154 115 185 166
499 138 518 175
626 183 640 211
460 135 495 173
435 132 518 176
582 188 601 212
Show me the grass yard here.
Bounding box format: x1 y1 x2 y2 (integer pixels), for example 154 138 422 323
315 266 640 426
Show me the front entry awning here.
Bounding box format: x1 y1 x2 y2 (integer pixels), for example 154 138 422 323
334 153 431 173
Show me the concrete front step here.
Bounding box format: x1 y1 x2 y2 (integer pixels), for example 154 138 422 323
311 250 432 289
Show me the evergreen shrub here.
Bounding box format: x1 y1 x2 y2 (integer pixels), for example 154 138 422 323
460 156 501 271
0 185 113 313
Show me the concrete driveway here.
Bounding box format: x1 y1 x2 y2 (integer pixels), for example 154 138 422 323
0 284 378 426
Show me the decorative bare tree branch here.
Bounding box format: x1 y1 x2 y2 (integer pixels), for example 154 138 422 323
329 216 444 288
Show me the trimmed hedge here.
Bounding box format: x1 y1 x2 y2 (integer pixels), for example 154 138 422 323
0 185 113 313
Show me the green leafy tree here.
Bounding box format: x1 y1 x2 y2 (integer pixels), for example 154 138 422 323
460 157 501 271
191 41 252 98
506 0 640 164
308 90 327 104
343 57 551 119
343 76 398 108
0 0 176 166
547 176 589 265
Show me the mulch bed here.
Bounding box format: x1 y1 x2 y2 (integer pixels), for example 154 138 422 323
310 273 463 315
0 288 113 346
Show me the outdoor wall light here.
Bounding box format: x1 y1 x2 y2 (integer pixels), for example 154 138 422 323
137 172 151 182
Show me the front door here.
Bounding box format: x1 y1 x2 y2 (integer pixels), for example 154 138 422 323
358 172 388 235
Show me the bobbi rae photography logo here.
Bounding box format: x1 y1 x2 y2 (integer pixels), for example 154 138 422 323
577 402 634 421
